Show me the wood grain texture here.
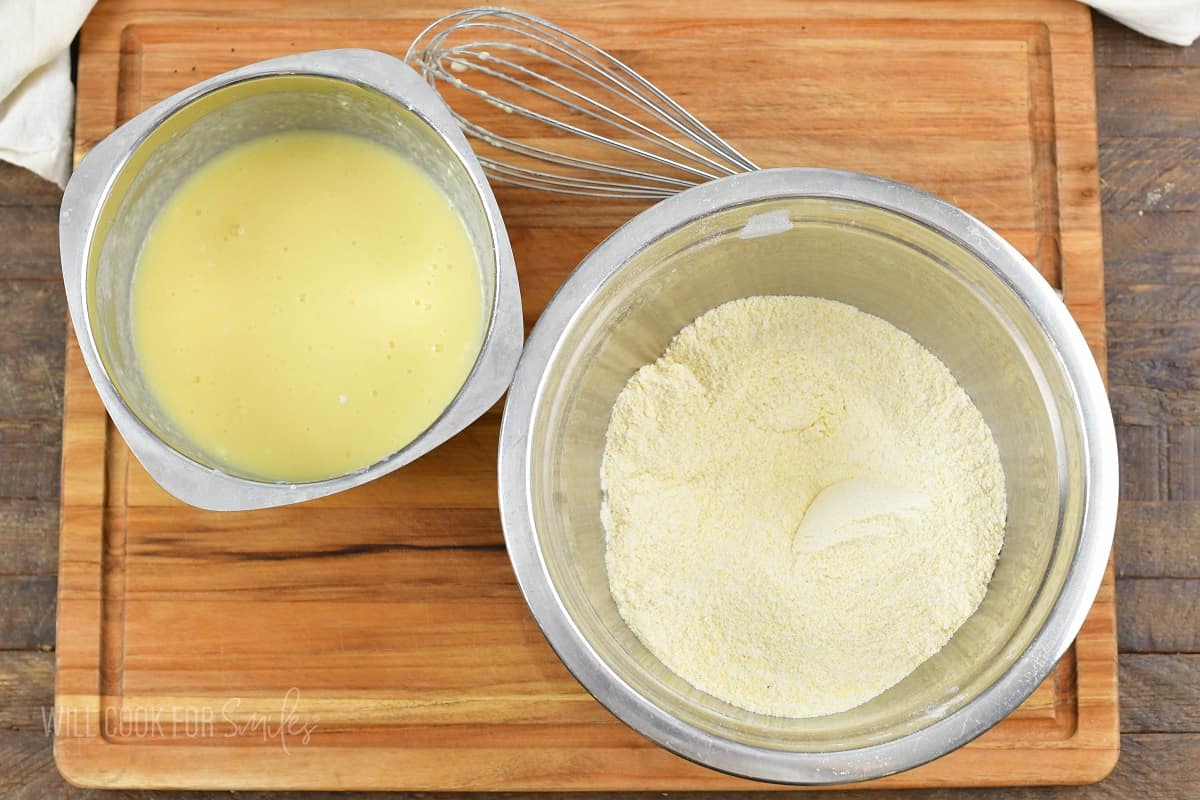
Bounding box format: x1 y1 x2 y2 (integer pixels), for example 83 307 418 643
1099 138 1200 212
1094 22 1200 66
1116 501 1200 577
1107 284 1200 324
48 0 1119 791
0 11 1164 799
1115 426 1168 499
1109 345 1200 425
1167 426 1200 499
0 162 63 207
1096 67 1200 136
0 501 59 574
0 733 1193 800
0 652 55 731
1119 655 1200 734
0 206 63 278
1102 211 1200 283
0 575 56 649
0 281 66 424
1117 579 1200 653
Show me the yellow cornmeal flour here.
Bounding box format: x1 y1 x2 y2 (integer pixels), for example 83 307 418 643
601 296 1006 718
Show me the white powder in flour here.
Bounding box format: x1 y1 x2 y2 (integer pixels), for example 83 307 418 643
601 296 1006 718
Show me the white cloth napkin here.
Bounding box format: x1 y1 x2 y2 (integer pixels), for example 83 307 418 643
1090 0 1200 45
0 0 96 188
0 0 1197 189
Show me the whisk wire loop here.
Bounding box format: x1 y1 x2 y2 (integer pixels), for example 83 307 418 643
406 7 759 198
440 44 739 181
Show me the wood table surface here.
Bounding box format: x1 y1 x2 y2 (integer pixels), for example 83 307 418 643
0 11 1195 799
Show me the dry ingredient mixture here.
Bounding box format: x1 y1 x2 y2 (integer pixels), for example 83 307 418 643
601 296 1006 718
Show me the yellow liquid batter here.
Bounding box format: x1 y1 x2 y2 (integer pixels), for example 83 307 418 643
132 130 486 482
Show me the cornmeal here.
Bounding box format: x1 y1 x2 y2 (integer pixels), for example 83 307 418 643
601 296 1006 717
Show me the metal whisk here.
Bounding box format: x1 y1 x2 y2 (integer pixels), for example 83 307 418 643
405 7 759 198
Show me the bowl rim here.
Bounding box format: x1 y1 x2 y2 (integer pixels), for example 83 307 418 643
59 49 524 510
497 167 1118 785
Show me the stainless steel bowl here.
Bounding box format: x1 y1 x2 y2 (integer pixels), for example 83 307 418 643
498 168 1117 784
60 50 522 510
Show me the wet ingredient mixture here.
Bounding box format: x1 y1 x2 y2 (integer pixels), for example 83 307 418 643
601 296 1006 717
132 130 485 482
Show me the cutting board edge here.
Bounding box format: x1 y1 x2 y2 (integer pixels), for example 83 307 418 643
56 0 1118 790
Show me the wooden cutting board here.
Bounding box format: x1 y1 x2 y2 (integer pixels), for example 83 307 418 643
55 0 1117 790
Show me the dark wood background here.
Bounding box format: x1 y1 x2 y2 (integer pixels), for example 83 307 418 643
0 12 1196 799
